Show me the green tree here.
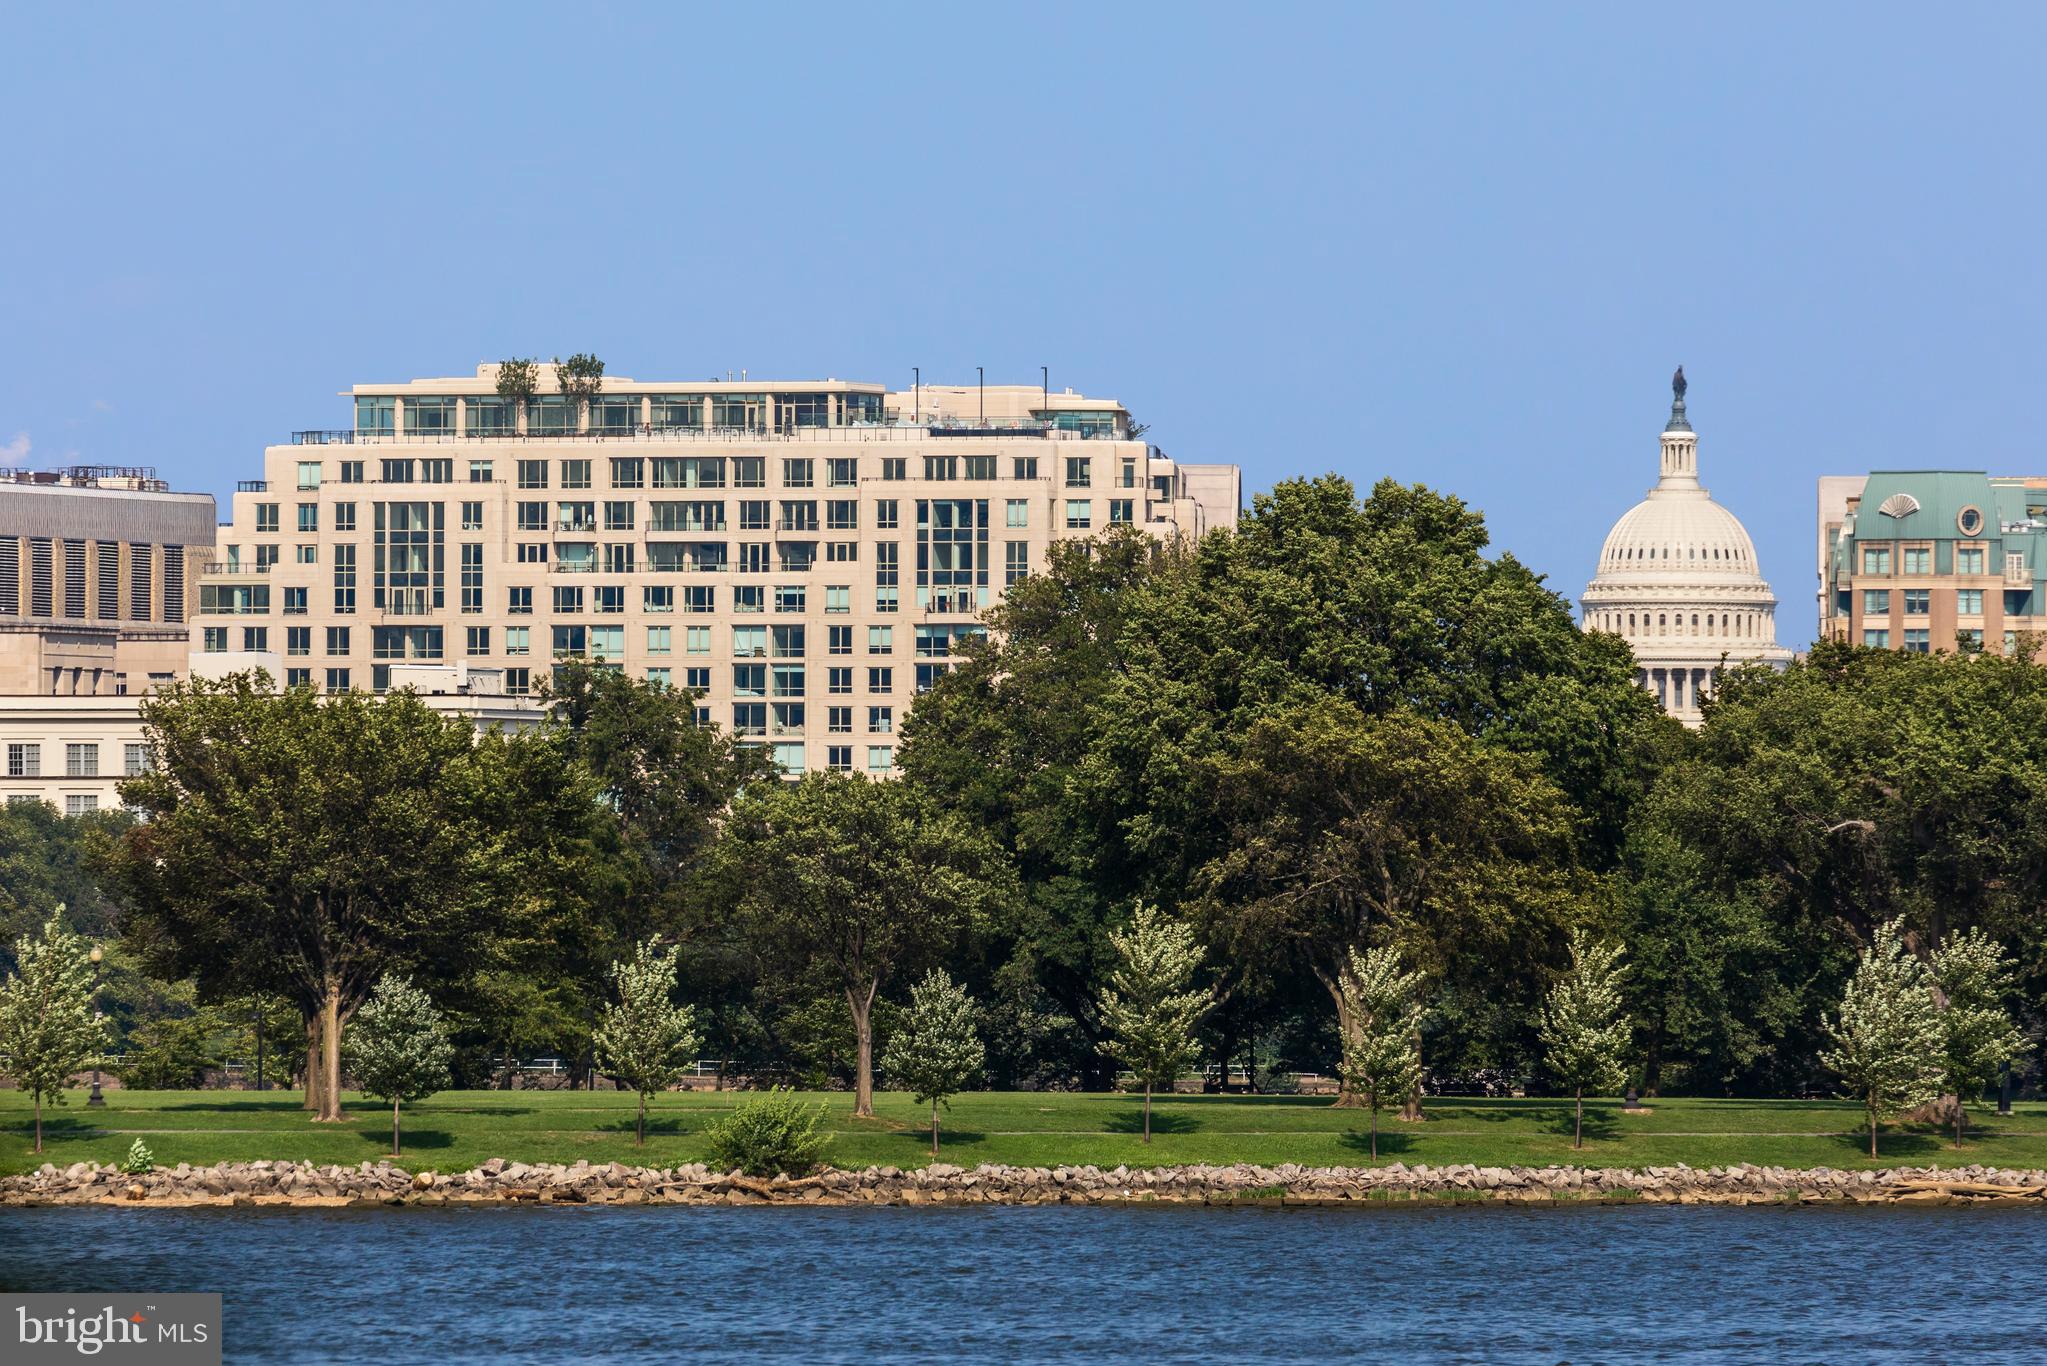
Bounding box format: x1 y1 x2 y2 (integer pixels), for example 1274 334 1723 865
593 937 701 1144
1096 902 1210 1142
711 773 1013 1117
1338 944 1426 1160
1194 699 1588 1111
0 909 107 1152
1538 931 1631 1149
1928 927 2026 1149
881 968 985 1157
343 974 454 1156
0 801 130 953
555 353 605 406
495 357 539 413
102 675 550 1122
1821 919 1946 1159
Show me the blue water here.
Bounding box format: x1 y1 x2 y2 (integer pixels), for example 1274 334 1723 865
2 1205 2043 1362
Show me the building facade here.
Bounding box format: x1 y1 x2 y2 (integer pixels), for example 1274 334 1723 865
197 364 1240 774
1818 471 2047 654
1581 371 1791 724
0 468 215 696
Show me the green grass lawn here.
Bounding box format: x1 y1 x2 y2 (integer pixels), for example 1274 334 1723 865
5 1088 2042 1177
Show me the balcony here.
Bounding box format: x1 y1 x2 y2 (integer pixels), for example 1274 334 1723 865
288 417 1129 447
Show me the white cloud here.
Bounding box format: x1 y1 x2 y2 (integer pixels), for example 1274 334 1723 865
0 433 28 464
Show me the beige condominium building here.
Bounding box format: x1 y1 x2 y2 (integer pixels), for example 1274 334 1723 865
196 364 1240 774
0 466 215 696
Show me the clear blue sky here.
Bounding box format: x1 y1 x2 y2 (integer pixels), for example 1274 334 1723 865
4 4 2042 646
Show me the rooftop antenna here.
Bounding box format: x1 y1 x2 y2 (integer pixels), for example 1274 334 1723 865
1041 365 1049 417
977 366 984 425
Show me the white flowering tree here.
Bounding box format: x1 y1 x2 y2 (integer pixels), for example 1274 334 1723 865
1338 945 1426 1160
0 908 106 1153
593 938 700 1145
1821 919 1945 1160
1538 931 1631 1150
881 968 984 1157
344 974 454 1157
1929 927 2026 1150
1098 902 1211 1143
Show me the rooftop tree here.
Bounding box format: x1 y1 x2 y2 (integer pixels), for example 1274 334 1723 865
495 358 539 410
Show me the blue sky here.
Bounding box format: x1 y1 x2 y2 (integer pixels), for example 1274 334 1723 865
4 4 2042 646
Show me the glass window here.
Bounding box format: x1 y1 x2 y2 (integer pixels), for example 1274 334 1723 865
1065 456 1092 488
325 667 351 692
1013 456 1039 480
1862 546 1891 574
1957 589 1984 614
1903 589 1930 614
650 396 703 430
868 666 894 693
773 743 806 775
517 460 549 489
685 626 711 654
469 460 495 482
124 742 152 776
1958 547 1986 574
560 459 593 490
828 458 859 488
1863 629 1890 647
826 586 851 614
828 625 853 655
1903 628 1931 653
355 396 395 436
647 626 672 655
66 795 98 817
297 461 322 489
1006 499 1029 527
881 458 906 482
461 501 484 531
1109 499 1134 524
775 585 806 613
868 626 893 653
505 626 530 655
1065 499 1092 529
466 626 490 655
589 396 638 434
867 745 894 773
65 743 98 778
325 625 350 653
868 706 893 734
612 457 645 489
6 743 40 777
1902 547 1931 574
466 399 515 436
334 502 357 532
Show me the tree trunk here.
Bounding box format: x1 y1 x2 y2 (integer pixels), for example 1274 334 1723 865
303 1013 323 1114
1954 1101 1965 1151
33 1093 42 1153
931 1099 940 1158
638 1090 647 1146
313 980 345 1123
1643 1037 1663 1099
847 979 877 1119
1370 1104 1379 1161
1869 1100 1879 1160
1398 1027 1426 1122
392 1097 402 1156
1574 1087 1584 1150
1321 965 1367 1109
1144 1081 1153 1143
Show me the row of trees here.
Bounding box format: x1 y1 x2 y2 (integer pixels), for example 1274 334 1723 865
1 475 2042 1135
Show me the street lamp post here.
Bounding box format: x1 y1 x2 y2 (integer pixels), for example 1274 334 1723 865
87 946 105 1107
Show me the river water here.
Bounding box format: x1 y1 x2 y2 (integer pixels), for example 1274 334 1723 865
3 1204 2043 1362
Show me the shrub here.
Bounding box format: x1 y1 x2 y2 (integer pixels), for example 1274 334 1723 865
704 1088 832 1177
120 1138 155 1174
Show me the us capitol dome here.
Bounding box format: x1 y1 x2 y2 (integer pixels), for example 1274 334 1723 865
1581 368 1792 724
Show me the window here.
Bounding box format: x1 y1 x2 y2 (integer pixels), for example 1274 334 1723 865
356 396 395 436
590 625 625 659
733 457 766 489
334 502 357 532
825 586 851 614
1006 541 1029 586
467 396 515 437
66 795 98 817
611 457 645 489
325 667 351 692
124 742 152 776
771 624 806 658
1863 629 1891 647
517 459 548 489
734 584 765 613
868 666 894 692
296 503 318 533
1958 547 1986 575
775 585 806 613
1903 589 1930 614
645 667 671 689
595 585 625 614
1902 547 1931 575
255 503 279 533
588 397 638 435
560 459 592 490
1065 500 1092 529
645 585 674 614
65 743 98 778
553 586 584 614
650 396 704 431
420 458 453 484
295 546 317 565
284 586 308 614
1862 546 1891 574
7 743 40 777
517 543 548 564
964 455 996 481
684 666 711 691
828 666 853 695
1961 628 1985 650
772 703 804 735
1006 499 1029 528
733 624 767 656
466 626 490 655
509 586 533 614
604 501 635 532
828 625 853 655
469 459 495 483
333 544 357 613
1903 628 1931 653
875 499 899 530
372 626 442 660
826 500 858 531
828 457 858 488
287 625 311 656
1109 499 1134 525
647 626 672 655
685 626 711 655
517 502 547 532
297 461 322 490
553 626 588 658
868 706 893 734
867 746 894 773
685 585 716 613
828 707 853 735
326 626 350 654
461 543 483 613
1065 456 1091 488
924 456 957 481
503 668 530 695
783 458 814 489
827 745 853 772
380 459 414 484
243 626 267 652
868 626 894 654
773 665 807 697
1957 589 1985 615
505 626 530 656
285 667 312 689
461 501 484 531
733 663 766 696
881 457 906 481
827 541 858 563
339 460 364 484
773 743 806 775
1012 456 1038 480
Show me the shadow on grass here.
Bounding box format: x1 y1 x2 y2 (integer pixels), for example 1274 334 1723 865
1336 1129 1417 1159
1102 1110 1201 1136
358 1127 454 1151
4 1116 104 1146
594 1116 692 1137
1540 1106 1621 1143
157 1098 325 1114
894 1129 989 1152
1082 1094 1333 1109
1832 1126 1942 1160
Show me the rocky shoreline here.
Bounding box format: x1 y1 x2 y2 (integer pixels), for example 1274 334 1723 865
7 1158 2047 1209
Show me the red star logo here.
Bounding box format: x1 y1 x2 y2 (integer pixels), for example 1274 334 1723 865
129 1313 147 1324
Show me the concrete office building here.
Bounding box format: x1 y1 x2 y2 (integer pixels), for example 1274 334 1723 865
1818 470 2047 654
196 364 1240 774
0 466 215 696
